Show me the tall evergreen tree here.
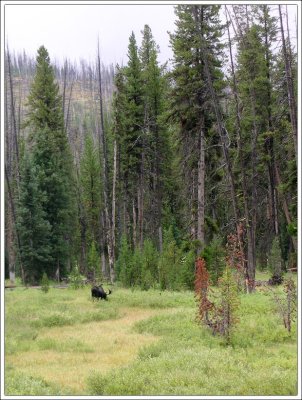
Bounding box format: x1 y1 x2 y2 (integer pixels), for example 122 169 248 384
169 5 225 250
113 28 170 256
27 46 64 132
79 128 103 275
235 25 271 289
80 131 102 245
111 65 127 246
139 24 168 250
124 32 144 179
118 32 144 249
17 153 52 284
270 44 297 266
256 5 279 253
26 46 76 279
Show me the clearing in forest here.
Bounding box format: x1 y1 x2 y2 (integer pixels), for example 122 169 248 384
7 307 161 393
5 285 297 396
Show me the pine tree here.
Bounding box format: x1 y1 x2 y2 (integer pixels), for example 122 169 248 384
235 25 271 290
120 33 144 249
17 153 52 284
179 249 196 290
268 236 282 279
254 5 279 253
140 239 159 290
139 24 168 250
124 31 144 184
116 234 133 285
26 46 64 132
112 29 171 254
112 66 129 240
26 46 76 279
41 272 50 293
80 131 102 245
169 5 226 250
158 226 182 290
87 240 101 282
124 32 144 247
202 235 226 285
271 42 297 259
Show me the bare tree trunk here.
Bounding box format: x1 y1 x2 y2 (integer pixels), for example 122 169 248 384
5 50 16 284
111 139 117 264
7 47 20 182
197 116 205 251
56 260 60 283
225 7 251 287
195 6 240 239
275 164 297 252
155 142 163 253
5 165 25 283
97 40 115 282
247 84 259 292
75 163 87 274
158 226 163 254
133 199 138 249
295 14 298 47
65 78 74 135
123 193 127 236
101 251 107 278
5 60 11 175
230 6 243 39
190 169 196 240
245 5 250 30
279 5 297 161
100 211 107 278
6 194 16 285
62 59 67 121
138 150 145 250
285 5 294 75
263 8 279 237
80 225 87 275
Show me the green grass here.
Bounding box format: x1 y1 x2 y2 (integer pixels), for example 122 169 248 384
5 370 68 396
5 284 298 396
5 287 120 356
113 287 194 309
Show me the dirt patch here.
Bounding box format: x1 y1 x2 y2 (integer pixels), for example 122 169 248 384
7 308 162 394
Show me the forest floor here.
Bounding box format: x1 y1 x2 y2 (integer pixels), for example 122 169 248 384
4 273 298 396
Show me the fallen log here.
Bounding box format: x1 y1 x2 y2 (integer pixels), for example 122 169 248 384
5 285 69 290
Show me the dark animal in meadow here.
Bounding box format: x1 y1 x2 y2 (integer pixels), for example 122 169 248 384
91 285 112 300
268 274 283 286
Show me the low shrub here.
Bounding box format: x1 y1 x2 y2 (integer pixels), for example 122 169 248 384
40 273 50 293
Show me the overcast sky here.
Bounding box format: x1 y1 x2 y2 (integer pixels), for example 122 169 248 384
4 2 299 68
5 3 176 66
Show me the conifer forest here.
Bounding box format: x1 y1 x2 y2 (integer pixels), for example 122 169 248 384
3 3 299 397
5 4 298 290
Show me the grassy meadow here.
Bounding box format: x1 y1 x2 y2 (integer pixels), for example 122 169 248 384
5 276 298 396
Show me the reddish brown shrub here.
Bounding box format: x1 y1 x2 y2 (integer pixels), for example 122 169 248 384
194 257 214 324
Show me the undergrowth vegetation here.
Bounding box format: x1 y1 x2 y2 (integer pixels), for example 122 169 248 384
88 290 297 396
5 283 297 396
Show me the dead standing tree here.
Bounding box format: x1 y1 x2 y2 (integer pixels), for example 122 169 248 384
193 6 247 285
5 48 24 284
96 39 115 283
278 5 297 162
